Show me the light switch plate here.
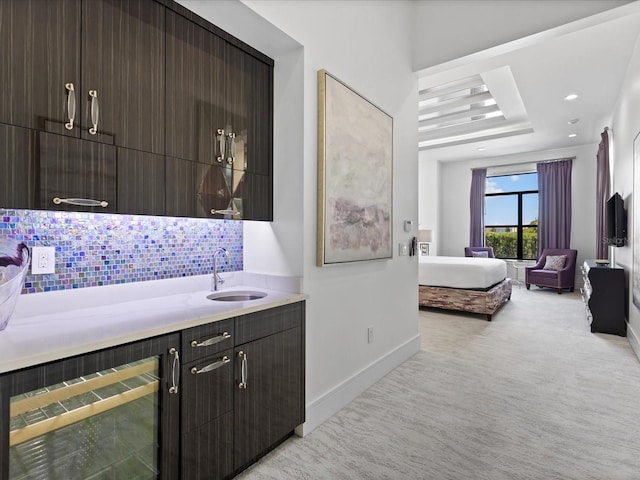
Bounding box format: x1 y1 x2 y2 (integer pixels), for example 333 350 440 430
398 243 409 256
31 246 56 274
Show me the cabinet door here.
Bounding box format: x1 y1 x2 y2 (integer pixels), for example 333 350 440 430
38 132 117 212
226 45 272 177
0 334 181 480
117 148 165 216
165 10 226 164
182 350 234 480
234 327 304 471
0 124 36 209
0 0 81 136
182 411 233 480
81 0 165 154
166 12 273 174
166 156 246 219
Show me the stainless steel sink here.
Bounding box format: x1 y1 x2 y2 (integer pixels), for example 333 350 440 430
206 290 267 302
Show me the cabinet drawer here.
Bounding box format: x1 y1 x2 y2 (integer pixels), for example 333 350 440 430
182 318 234 363
235 302 303 345
182 348 234 432
182 410 233 480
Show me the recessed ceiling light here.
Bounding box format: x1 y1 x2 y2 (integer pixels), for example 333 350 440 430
568 133 578 138
567 118 579 125
477 147 486 151
564 94 579 101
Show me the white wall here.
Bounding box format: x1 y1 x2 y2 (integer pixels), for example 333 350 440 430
182 0 420 434
418 151 440 256
433 145 597 273
610 28 640 357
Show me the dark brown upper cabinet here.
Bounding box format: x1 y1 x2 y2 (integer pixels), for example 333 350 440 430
165 10 272 177
0 0 81 136
38 132 117 213
0 0 273 221
0 0 165 155
81 0 165 154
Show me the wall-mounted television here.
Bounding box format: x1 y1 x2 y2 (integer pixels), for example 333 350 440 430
607 192 627 247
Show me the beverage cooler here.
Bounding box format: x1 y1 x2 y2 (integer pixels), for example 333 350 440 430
0 334 181 480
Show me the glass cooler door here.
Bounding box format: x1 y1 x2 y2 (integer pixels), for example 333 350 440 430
9 357 161 480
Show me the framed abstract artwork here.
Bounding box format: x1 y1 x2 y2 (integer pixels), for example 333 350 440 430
316 69 393 266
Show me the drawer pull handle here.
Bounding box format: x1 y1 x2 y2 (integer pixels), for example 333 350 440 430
65 83 76 130
191 356 230 375
210 209 240 216
191 331 231 348
53 197 109 208
169 347 180 394
238 351 248 389
88 89 99 135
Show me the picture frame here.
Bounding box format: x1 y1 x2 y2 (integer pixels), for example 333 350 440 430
316 69 393 266
633 131 640 309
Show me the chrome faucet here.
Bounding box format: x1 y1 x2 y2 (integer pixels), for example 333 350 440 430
212 247 231 291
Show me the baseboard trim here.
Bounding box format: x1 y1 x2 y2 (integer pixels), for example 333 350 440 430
295 334 421 437
627 322 640 363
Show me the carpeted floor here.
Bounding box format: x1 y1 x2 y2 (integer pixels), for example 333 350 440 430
236 287 640 479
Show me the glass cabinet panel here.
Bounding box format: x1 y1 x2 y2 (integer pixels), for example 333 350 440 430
9 357 160 480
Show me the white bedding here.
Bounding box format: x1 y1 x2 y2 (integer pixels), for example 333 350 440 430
419 256 507 289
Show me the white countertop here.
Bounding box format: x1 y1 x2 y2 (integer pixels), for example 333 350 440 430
0 272 306 374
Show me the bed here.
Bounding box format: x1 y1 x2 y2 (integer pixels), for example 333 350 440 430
418 256 512 321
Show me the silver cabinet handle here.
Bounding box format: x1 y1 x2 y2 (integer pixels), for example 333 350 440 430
210 209 240 216
226 132 236 165
88 89 99 135
190 331 231 348
238 350 247 389
169 347 180 394
190 355 230 375
65 83 76 130
215 128 225 163
53 197 109 208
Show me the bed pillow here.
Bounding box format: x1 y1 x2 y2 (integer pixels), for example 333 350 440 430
543 255 567 271
471 251 489 257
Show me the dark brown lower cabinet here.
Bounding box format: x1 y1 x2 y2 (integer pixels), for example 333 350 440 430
182 349 234 480
0 334 181 480
233 326 304 472
0 302 305 480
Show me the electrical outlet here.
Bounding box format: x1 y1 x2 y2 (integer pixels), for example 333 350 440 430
31 246 56 274
367 327 374 344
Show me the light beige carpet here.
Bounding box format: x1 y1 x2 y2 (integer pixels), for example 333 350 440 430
236 287 640 479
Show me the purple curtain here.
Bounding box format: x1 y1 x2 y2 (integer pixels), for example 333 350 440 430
596 130 610 259
537 159 572 256
470 168 486 246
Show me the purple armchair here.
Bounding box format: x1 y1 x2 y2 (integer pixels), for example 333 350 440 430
525 248 577 294
464 246 495 258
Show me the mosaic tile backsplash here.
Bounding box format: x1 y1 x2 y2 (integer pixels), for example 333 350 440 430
0 209 243 294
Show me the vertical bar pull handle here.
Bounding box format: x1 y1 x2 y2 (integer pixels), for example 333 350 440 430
226 132 235 165
238 350 248 389
65 83 76 130
216 128 225 163
88 90 99 135
169 347 180 394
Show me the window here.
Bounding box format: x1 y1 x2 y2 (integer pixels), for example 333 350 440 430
485 173 538 259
